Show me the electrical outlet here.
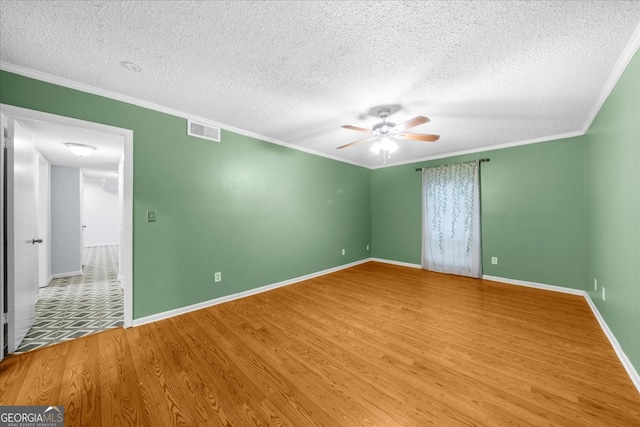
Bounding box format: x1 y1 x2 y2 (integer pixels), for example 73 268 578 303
147 210 157 222
491 257 498 265
214 272 222 283
342 249 346 256
594 279 597 291
602 287 605 301
366 244 370 251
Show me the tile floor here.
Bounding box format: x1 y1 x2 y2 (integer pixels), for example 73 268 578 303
15 245 123 353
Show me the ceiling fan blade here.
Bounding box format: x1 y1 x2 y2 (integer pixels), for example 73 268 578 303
342 125 374 133
395 133 440 142
336 136 379 149
393 116 430 132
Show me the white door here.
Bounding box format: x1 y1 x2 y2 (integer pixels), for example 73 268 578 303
1 104 134 331
5 117 40 352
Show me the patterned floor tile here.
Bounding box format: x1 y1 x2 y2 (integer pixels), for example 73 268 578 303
15 342 48 352
15 245 123 353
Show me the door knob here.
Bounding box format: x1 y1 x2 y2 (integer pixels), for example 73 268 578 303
31 239 43 244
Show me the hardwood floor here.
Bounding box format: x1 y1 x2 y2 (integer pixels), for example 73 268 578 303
1 262 639 426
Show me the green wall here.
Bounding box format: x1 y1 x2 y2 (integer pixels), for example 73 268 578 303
372 138 587 289
584 50 640 370
0 71 372 319
2 50 638 374
371 49 639 373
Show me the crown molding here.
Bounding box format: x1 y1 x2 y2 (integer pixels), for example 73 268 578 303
0 62 369 169
371 130 585 169
4 17 637 175
582 21 640 133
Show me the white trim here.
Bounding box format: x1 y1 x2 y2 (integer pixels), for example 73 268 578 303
83 243 119 248
484 274 640 394
0 112 5 361
371 257 422 269
482 275 584 295
0 62 368 169
2 23 637 174
52 270 83 279
372 131 584 169
0 62 591 172
132 258 371 327
120 117 134 328
0 104 134 329
582 22 640 132
583 292 640 394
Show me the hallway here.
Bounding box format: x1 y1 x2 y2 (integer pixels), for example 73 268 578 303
16 245 123 352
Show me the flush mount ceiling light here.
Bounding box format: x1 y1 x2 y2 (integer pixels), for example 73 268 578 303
120 60 142 72
65 143 96 157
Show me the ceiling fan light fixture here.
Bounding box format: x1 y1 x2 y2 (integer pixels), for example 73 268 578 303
340 111 438 156
379 137 398 153
65 143 96 157
370 142 381 155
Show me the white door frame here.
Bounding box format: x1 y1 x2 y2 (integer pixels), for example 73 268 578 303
1 104 134 330
37 155 51 289
1 113 6 362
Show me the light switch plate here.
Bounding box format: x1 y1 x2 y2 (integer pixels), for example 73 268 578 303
147 210 157 222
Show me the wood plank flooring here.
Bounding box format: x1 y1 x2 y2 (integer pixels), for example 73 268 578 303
1 262 639 426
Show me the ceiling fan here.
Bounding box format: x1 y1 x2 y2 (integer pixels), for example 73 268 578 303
337 107 440 153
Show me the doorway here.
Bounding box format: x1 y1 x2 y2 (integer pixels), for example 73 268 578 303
1 105 133 360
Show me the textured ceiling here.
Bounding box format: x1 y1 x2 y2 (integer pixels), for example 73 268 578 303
1 1 639 168
15 118 124 179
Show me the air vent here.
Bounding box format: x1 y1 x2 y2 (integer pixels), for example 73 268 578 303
187 120 220 142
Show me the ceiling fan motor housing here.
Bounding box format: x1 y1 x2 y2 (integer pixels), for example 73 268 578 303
372 121 396 134
377 107 391 119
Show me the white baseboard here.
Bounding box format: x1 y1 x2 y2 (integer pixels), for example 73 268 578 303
484 274 639 394
52 270 83 279
482 275 584 295
83 243 119 248
129 258 640 395
39 275 53 288
371 257 422 269
132 258 371 327
583 292 640 394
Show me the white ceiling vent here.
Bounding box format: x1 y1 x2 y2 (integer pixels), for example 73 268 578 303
187 120 220 142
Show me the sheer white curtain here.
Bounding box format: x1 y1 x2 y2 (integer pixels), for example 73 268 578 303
421 160 482 278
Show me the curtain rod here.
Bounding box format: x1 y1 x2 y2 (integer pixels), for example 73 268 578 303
415 158 490 172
